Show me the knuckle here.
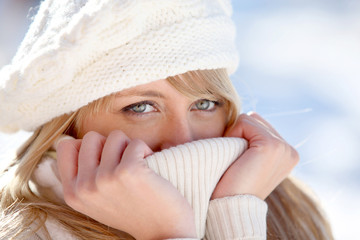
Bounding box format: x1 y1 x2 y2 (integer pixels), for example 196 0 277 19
238 113 248 119
108 130 127 140
129 138 148 152
76 180 96 196
56 139 77 154
257 138 285 154
130 138 144 146
56 140 68 152
96 172 115 186
225 115 245 136
83 131 103 142
236 114 248 125
115 167 132 182
270 138 288 155
106 130 130 147
115 166 142 186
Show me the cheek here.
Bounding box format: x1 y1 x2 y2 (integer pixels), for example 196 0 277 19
120 125 162 150
79 115 119 138
201 122 226 138
79 112 163 148
194 112 228 139
78 113 139 138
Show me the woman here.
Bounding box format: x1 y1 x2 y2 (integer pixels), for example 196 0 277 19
0 0 333 239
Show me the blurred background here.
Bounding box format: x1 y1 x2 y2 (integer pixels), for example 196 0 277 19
0 0 359 239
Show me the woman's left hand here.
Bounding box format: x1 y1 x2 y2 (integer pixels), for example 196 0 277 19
212 112 299 200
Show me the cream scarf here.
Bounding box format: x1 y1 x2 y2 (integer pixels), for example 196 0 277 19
32 137 266 239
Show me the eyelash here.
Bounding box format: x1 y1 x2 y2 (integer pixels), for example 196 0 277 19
121 99 223 116
121 101 157 115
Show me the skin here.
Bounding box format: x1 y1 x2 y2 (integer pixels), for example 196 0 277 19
56 78 299 239
78 79 228 151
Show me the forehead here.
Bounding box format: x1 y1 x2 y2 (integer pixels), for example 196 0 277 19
115 79 169 98
115 77 218 101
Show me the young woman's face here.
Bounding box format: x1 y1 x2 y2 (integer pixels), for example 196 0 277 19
79 79 228 151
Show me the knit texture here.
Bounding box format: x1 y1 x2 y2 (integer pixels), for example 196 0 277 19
0 0 238 133
146 137 247 237
32 137 267 239
206 196 267 240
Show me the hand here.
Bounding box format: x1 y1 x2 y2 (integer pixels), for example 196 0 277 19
56 130 196 240
212 112 299 200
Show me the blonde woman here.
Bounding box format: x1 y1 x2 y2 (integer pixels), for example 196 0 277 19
0 0 333 239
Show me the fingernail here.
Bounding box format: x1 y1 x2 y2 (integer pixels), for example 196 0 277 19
53 135 75 150
247 111 256 116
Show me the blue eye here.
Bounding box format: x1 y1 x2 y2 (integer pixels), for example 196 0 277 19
193 99 216 111
123 101 156 114
131 103 146 113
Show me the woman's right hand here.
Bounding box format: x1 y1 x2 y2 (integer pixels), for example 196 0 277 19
56 130 197 240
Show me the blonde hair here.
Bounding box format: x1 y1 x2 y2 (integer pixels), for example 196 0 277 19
0 69 333 239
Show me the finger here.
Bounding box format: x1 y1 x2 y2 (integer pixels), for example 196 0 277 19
98 130 130 174
224 114 244 138
57 138 82 190
225 114 279 144
53 134 75 151
118 139 153 172
77 131 106 183
247 112 283 139
224 114 262 138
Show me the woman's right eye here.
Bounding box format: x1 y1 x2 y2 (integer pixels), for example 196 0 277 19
122 101 157 114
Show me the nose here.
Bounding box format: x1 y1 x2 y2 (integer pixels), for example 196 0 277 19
159 118 194 150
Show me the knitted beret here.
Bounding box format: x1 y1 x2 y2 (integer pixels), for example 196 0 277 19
0 0 238 133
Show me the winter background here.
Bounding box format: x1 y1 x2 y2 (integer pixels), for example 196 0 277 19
0 0 359 239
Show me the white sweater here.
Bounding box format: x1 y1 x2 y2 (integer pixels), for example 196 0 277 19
31 137 267 239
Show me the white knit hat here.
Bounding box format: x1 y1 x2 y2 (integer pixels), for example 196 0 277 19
0 0 238 133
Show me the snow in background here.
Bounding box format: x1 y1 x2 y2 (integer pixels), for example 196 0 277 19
0 1 359 239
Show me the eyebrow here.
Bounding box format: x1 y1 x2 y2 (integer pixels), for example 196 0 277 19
115 90 166 99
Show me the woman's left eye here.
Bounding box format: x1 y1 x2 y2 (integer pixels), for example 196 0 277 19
192 99 217 111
